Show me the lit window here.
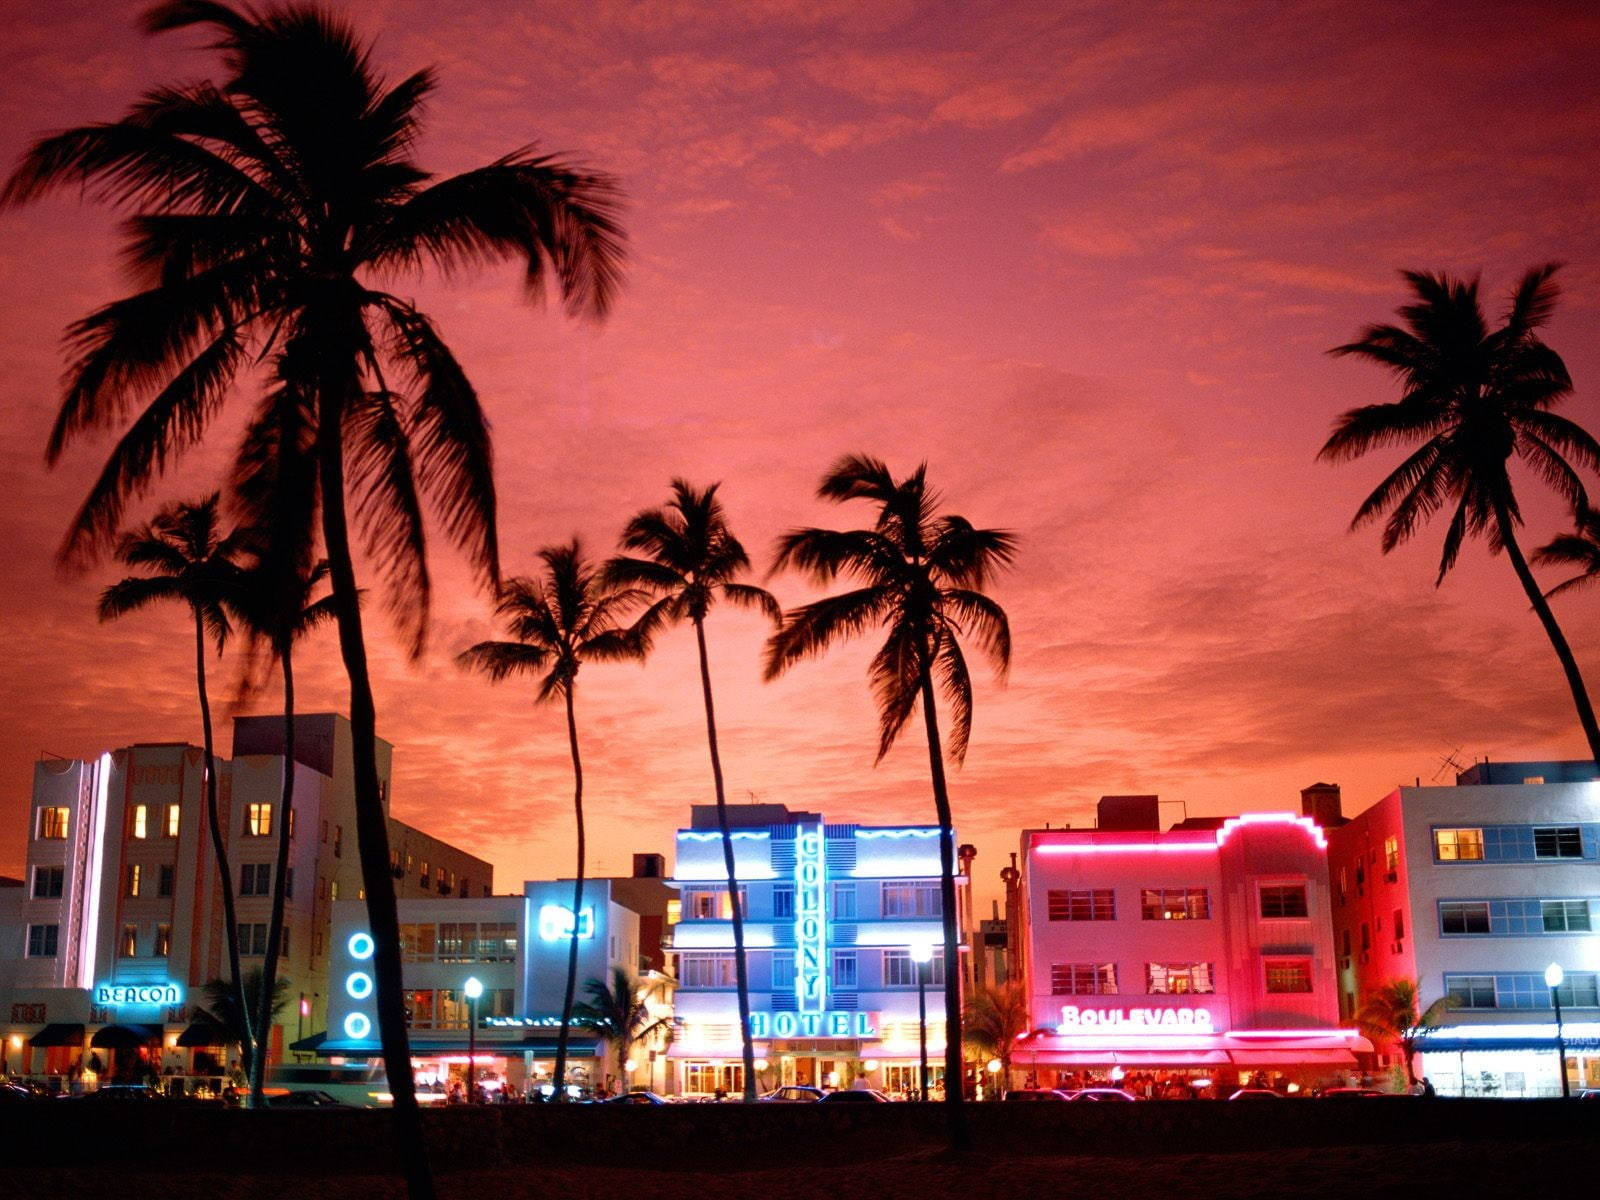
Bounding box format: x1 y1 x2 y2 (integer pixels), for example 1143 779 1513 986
1140 888 1210 920
420 860 429 888
1542 900 1592 933
882 949 944 987
131 805 148 839
155 924 172 957
245 803 273 837
1048 889 1116 921
126 864 141 897
165 804 180 838
31 866 64 898
1146 963 1214 994
679 953 738 988
1433 828 1484 861
120 925 138 957
1533 827 1583 859
1383 836 1399 877
1264 960 1313 993
666 899 681 926
37 807 69 839
1259 884 1308 919
1051 963 1117 995
881 882 941 917
1439 901 1490 934
26 924 59 957
329 880 339 902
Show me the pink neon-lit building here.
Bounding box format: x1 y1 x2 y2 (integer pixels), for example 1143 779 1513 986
1017 795 1361 1092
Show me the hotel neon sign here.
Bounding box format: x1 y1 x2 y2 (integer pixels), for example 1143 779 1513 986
749 1011 876 1040
95 982 182 1007
795 823 826 1013
1058 1005 1213 1032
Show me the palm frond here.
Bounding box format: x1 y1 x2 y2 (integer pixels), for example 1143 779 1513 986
763 587 891 680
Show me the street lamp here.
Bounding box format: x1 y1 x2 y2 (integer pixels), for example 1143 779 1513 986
910 940 934 1102
1545 963 1569 1099
464 977 484 1102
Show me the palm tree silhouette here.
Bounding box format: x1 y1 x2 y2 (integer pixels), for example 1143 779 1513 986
195 967 292 1084
1535 507 1600 599
962 982 1029 1098
1355 979 1453 1088
571 965 673 1093
98 494 254 1063
604 480 778 1101
764 455 1014 1151
457 541 646 1100
1319 266 1600 766
6 5 624 1188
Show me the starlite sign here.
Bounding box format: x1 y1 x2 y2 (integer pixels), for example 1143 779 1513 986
95 982 182 1007
1057 1005 1213 1032
795 823 826 1013
748 1010 877 1040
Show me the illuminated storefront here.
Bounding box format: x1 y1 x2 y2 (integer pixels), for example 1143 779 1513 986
668 804 959 1097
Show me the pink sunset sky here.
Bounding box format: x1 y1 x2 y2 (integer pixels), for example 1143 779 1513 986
0 0 1597 909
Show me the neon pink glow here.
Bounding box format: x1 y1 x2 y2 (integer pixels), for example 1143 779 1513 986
1033 811 1326 855
1216 812 1328 850
1224 1028 1361 1039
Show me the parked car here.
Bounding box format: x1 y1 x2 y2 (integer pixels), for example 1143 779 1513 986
1227 1088 1284 1100
264 1089 348 1108
1070 1088 1137 1102
607 1090 667 1105
760 1085 826 1103
1314 1087 1387 1099
1004 1089 1074 1102
69 1084 163 1101
818 1088 889 1103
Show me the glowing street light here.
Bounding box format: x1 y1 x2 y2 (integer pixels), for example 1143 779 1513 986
464 976 484 1102
1545 963 1569 1099
910 939 935 1101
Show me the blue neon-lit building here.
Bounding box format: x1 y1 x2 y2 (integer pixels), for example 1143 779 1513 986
668 804 960 1097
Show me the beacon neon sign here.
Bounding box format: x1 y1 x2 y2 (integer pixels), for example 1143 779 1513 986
95 982 182 1007
795 824 827 1013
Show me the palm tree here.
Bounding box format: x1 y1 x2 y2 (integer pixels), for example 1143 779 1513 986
764 455 1015 1151
195 967 292 1082
98 494 254 1064
6 6 623 1191
604 480 778 1101
1356 979 1453 1087
962 982 1029 1097
229 552 337 1108
1535 506 1600 599
456 541 646 1100
571 966 673 1092
1319 266 1600 766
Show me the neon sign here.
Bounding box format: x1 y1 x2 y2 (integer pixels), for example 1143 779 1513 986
538 904 594 942
748 1011 876 1039
1057 1005 1213 1031
95 982 182 1007
795 823 826 1013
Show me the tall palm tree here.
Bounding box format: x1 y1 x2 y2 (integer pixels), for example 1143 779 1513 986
572 966 673 1092
1319 266 1600 766
6 5 623 1191
229 552 337 1108
1356 979 1453 1087
456 541 646 1100
98 494 254 1063
1535 506 1600 599
962 982 1029 1097
604 480 778 1101
764 455 1014 1151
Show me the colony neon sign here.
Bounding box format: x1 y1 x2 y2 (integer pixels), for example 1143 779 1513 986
748 1011 876 1039
795 824 826 1013
1058 1005 1214 1031
95 982 182 1007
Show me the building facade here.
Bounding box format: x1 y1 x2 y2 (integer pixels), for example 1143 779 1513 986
3 714 489 1088
1328 763 1600 1096
667 804 959 1098
1018 795 1358 1093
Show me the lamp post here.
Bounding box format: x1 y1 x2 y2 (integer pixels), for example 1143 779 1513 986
464 976 484 1102
1545 963 1569 1099
910 940 934 1101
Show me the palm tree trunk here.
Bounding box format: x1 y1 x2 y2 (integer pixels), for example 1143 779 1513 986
317 373 434 1200
250 639 296 1107
1495 499 1600 767
919 672 970 1153
694 617 757 1102
552 684 585 1101
195 610 251 1094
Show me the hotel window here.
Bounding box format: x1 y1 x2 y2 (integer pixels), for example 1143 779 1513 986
1433 828 1483 861
1557 973 1600 1008
438 922 476 962
1051 962 1117 995
1047 889 1116 921
26 924 59 957
131 804 148 839
245 803 273 837
1360 922 1370 951
833 950 858 988
881 881 941 917
1341 928 1351 957
1337 867 1347 906
771 884 795 918
1393 909 1405 941
404 989 437 1028
1445 974 1497 1009
1259 884 1309 919
680 953 737 988
240 863 271 896
155 924 172 957
831 883 857 919
1146 962 1214 994
237 922 269 956
1140 888 1210 920
1439 901 1491 935
1264 959 1313 993
476 922 517 961
665 899 681 926
401 922 438 962
329 880 339 901
772 954 796 990
120 925 138 957
284 868 294 900
165 803 180 838
436 866 447 891
883 948 944 987
334 825 343 857
126 864 142 897
37 807 69 839
1542 900 1592 933
323 820 330 845
1383 836 1399 879
32 866 64 898
420 860 430 888
1533 826 1584 859
158 864 175 897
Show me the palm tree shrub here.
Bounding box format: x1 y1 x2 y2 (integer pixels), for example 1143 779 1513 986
1356 979 1453 1087
962 982 1029 1097
764 454 1015 1151
571 966 672 1092
456 541 646 1099
1319 266 1600 766
195 967 292 1082
604 480 778 1101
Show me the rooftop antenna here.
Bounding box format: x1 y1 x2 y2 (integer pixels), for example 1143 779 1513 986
1430 747 1466 784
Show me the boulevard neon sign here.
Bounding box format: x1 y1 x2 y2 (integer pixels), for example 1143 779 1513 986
1058 1005 1213 1031
748 1011 876 1039
95 982 182 1007
795 824 826 1013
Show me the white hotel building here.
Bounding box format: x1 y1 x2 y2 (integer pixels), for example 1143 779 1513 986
668 804 957 1098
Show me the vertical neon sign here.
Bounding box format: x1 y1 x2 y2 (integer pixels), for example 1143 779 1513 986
795 823 827 1013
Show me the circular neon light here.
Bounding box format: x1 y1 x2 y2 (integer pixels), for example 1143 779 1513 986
344 1012 371 1040
348 932 375 960
346 971 374 1000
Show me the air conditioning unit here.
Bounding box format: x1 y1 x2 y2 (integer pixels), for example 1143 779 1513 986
1339 957 1352 970
1385 871 1398 883
1391 942 1403 954
1359 952 1369 964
